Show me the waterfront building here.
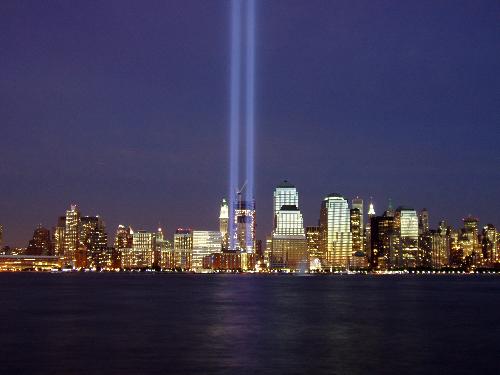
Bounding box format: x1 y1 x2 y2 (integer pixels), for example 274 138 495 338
130 231 155 269
234 195 256 253
352 197 364 234
81 216 107 269
174 228 193 269
192 231 222 271
419 208 430 235
26 225 52 255
481 224 497 264
350 208 362 254
271 205 308 270
220 199 229 251
394 207 419 268
52 216 65 257
306 226 322 270
370 213 396 270
270 181 307 270
64 204 80 266
319 194 353 269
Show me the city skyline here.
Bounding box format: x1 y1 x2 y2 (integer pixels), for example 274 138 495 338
1 1 499 247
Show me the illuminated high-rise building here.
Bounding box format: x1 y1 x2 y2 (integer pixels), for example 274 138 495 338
370 213 396 270
273 180 299 220
430 229 450 269
271 205 307 270
174 228 193 269
115 225 133 269
481 224 497 263
352 197 364 234
394 207 419 268
350 208 362 254
419 208 430 234
219 199 229 251
64 204 80 266
192 231 222 271
0 224 3 250
270 181 307 270
234 194 256 253
26 225 52 255
128 230 155 269
460 216 480 260
81 216 107 268
52 216 66 257
306 226 322 270
319 194 353 269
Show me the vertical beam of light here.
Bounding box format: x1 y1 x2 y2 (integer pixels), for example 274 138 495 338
229 0 241 251
245 0 256 251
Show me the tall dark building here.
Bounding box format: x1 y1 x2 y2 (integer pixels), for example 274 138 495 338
370 213 396 270
80 216 108 268
350 208 362 254
26 225 52 255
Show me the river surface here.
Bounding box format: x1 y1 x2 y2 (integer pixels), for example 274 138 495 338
0 273 498 374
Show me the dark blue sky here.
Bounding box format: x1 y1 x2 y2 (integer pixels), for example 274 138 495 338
1 0 499 246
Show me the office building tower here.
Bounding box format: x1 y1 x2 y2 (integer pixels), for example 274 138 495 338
306 226 322 270
174 228 193 269
81 216 107 268
352 197 364 234
394 207 419 268
350 208 362 254
460 216 480 261
319 194 353 269
271 205 308 270
26 225 52 255
192 231 222 271
115 225 133 269
0 224 3 250
273 180 299 220
419 208 430 235
430 229 450 269
64 204 81 266
481 224 497 263
370 213 396 270
129 230 155 269
270 181 307 270
234 194 256 253
53 216 65 257
220 199 229 251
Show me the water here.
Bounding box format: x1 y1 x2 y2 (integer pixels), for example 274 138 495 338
0 273 498 374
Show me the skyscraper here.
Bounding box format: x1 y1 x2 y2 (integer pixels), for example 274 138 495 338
270 181 307 270
234 193 256 253
26 225 52 255
306 226 322 270
394 207 419 268
64 204 80 266
115 225 133 269
80 216 107 269
352 197 364 234
419 208 430 235
192 231 222 271
273 180 299 220
52 216 65 257
319 194 353 269
132 231 156 269
219 199 229 251
350 208 362 254
174 228 193 269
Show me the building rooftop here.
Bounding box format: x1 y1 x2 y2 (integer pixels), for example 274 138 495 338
277 180 295 188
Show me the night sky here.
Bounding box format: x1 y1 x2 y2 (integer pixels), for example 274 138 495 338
1 1 499 247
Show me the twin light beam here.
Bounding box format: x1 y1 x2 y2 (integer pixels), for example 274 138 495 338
228 0 256 251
